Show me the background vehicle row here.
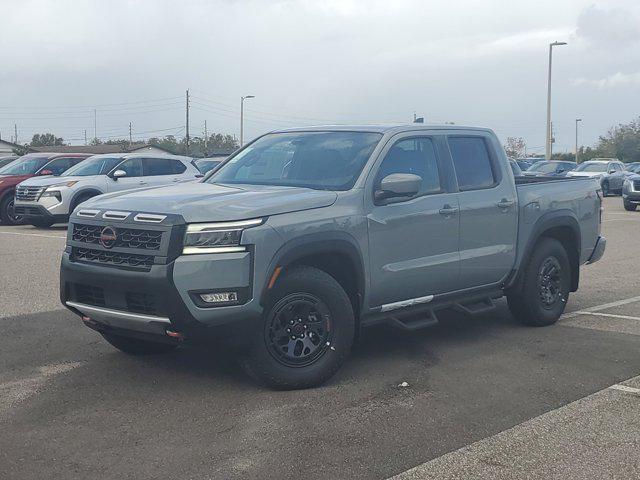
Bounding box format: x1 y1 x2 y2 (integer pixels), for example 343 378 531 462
14 153 201 227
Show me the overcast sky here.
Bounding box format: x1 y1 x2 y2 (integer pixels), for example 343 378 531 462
1 0 639 154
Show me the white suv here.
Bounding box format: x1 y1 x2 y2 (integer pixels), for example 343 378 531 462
15 153 201 227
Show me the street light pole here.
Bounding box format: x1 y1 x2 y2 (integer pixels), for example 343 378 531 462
240 95 255 147
546 41 567 160
575 118 582 163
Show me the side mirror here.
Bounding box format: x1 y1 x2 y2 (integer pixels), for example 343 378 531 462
38 169 53 176
111 169 127 180
375 173 422 204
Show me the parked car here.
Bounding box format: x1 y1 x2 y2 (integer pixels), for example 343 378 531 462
622 173 640 211
0 153 90 225
60 125 605 389
14 153 201 228
566 158 626 196
0 155 18 170
194 157 225 175
515 158 538 171
521 160 576 177
509 159 523 176
625 162 640 171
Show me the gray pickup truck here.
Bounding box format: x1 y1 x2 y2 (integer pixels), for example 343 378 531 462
60 125 606 389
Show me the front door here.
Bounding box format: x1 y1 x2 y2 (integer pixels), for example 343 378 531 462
107 158 146 192
367 135 460 308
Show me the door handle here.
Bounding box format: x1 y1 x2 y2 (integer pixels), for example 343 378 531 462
497 199 515 209
138 181 147 185
439 205 459 216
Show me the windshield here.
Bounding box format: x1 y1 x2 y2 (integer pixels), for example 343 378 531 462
64 156 122 176
527 161 557 173
0 156 50 175
575 162 607 172
208 131 382 190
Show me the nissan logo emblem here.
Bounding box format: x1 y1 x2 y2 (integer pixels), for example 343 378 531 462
100 226 118 249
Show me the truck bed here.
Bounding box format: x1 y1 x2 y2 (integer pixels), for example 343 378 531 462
514 175 601 267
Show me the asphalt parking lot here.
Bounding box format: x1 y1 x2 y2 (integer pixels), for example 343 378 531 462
1 197 639 480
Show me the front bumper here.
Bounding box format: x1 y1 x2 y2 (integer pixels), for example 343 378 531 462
587 235 606 264
60 250 264 344
13 202 68 222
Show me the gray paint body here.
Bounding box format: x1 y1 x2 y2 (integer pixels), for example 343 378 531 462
61 125 604 332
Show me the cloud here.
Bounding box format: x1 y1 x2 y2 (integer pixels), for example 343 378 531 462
576 5 640 47
572 71 640 89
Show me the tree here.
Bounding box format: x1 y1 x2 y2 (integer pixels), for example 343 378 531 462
504 137 526 158
30 133 65 147
595 117 640 163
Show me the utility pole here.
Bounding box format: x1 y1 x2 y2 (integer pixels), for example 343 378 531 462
545 41 567 160
129 122 133 148
550 122 554 158
204 120 208 155
84 130 87 146
93 109 97 142
575 118 582 163
14 124 18 144
185 89 190 156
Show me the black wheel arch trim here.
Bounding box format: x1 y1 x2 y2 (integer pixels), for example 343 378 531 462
260 231 366 310
69 188 104 212
505 209 581 292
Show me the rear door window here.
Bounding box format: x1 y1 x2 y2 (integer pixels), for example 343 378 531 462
448 137 497 190
142 158 174 176
171 160 187 174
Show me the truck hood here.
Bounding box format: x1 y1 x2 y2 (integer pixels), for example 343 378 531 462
80 182 339 223
17 175 92 187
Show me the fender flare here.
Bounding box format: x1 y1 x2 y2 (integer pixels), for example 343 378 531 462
260 231 366 308
69 188 103 212
506 209 581 292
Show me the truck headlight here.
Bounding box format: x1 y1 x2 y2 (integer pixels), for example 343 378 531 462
182 218 263 254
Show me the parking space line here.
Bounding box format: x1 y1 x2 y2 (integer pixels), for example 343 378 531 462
572 311 640 321
609 384 640 395
561 295 640 319
0 231 66 239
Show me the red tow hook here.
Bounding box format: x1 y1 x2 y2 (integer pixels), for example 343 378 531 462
81 315 98 328
166 329 185 341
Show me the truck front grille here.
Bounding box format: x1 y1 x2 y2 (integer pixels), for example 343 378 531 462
73 247 155 269
74 284 106 307
69 283 160 316
72 224 163 250
126 292 158 315
15 186 44 201
634 180 640 190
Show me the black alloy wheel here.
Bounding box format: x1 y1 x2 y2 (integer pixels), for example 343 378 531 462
265 293 332 368
538 257 562 309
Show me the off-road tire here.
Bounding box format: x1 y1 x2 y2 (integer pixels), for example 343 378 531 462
241 266 355 390
507 237 571 327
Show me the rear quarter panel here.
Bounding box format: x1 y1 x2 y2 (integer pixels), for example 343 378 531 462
515 178 601 267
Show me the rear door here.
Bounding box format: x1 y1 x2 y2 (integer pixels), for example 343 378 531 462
366 133 460 308
446 134 518 289
141 158 185 187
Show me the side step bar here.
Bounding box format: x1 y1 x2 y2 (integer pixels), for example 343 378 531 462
363 291 501 332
